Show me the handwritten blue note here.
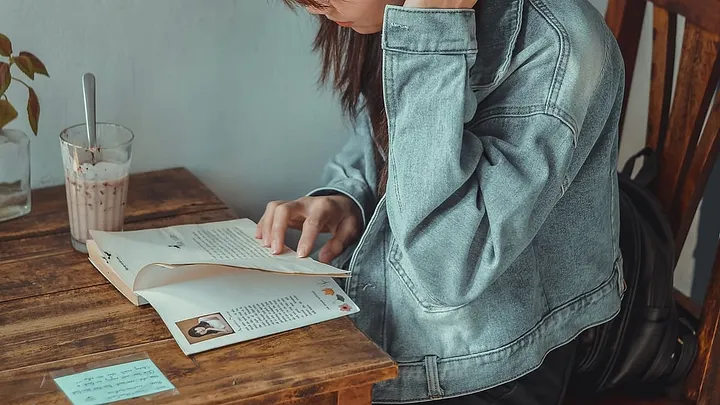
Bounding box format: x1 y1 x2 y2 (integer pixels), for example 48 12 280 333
53 359 175 405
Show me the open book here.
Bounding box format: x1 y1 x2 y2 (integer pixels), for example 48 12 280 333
86 218 358 355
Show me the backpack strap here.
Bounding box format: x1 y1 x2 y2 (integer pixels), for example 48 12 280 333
620 147 659 188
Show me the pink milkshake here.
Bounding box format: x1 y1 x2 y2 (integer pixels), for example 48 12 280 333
65 162 130 250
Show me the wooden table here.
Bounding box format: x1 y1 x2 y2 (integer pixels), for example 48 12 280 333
0 168 397 405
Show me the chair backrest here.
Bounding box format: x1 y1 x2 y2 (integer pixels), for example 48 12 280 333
608 0 720 252
605 1 720 404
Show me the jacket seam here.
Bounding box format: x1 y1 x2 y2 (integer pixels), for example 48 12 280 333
599 31 618 265
470 100 579 134
528 0 569 111
530 241 550 313
468 110 576 141
384 47 477 55
382 229 390 351
471 0 524 89
385 48 404 214
385 8 474 14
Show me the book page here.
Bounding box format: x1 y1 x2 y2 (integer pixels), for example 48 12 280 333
133 263 238 292
90 219 348 280
179 221 273 261
135 267 358 355
87 241 148 305
89 227 187 285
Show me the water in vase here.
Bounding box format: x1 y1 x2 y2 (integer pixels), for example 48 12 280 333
0 130 31 222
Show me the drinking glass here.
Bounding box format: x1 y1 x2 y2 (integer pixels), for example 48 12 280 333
60 123 134 253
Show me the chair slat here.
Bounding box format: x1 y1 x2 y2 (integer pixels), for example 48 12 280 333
656 24 720 221
673 89 720 254
685 239 720 405
647 6 677 154
651 0 720 37
606 0 648 137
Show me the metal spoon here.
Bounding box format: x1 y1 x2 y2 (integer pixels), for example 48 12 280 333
82 72 97 164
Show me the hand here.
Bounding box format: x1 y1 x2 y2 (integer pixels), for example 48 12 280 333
256 195 363 264
403 0 477 8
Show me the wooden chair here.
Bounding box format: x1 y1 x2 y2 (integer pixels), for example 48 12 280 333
571 0 720 404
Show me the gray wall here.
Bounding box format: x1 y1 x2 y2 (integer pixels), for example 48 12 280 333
0 0 348 223
1 0 716 300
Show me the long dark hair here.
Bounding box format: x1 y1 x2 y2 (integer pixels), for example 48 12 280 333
283 0 389 196
188 321 219 338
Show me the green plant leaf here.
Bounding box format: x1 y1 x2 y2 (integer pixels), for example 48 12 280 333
27 87 39 135
0 99 18 128
19 51 49 77
15 55 34 80
0 34 12 57
0 62 10 96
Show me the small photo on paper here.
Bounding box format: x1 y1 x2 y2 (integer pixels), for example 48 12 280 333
176 312 235 344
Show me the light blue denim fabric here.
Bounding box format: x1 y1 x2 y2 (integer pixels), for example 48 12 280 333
308 0 626 402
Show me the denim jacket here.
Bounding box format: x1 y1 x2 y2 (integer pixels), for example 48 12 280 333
309 0 626 402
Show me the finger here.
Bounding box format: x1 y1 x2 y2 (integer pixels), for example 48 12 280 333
296 198 335 257
318 237 345 264
318 217 359 263
271 202 298 254
297 214 325 258
255 215 264 239
262 201 283 247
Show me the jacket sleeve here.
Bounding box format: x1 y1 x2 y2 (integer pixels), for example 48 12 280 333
307 112 377 229
382 6 576 308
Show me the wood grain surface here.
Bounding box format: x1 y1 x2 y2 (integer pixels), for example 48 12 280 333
0 168 397 405
0 317 396 405
0 168 225 243
0 209 236 303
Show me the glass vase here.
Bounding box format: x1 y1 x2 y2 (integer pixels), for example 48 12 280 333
0 129 31 222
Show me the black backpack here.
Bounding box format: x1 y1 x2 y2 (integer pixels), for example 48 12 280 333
569 148 699 395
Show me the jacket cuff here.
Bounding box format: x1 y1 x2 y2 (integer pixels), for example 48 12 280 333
307 179 373 229
382 5 477 54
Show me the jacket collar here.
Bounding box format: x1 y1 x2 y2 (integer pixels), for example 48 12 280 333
472 0 524 88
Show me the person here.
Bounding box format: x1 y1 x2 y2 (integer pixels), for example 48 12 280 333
257 0 626 403
187 314 233 338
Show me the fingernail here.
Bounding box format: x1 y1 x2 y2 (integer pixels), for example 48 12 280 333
297 246 307 257
271 240 279 253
